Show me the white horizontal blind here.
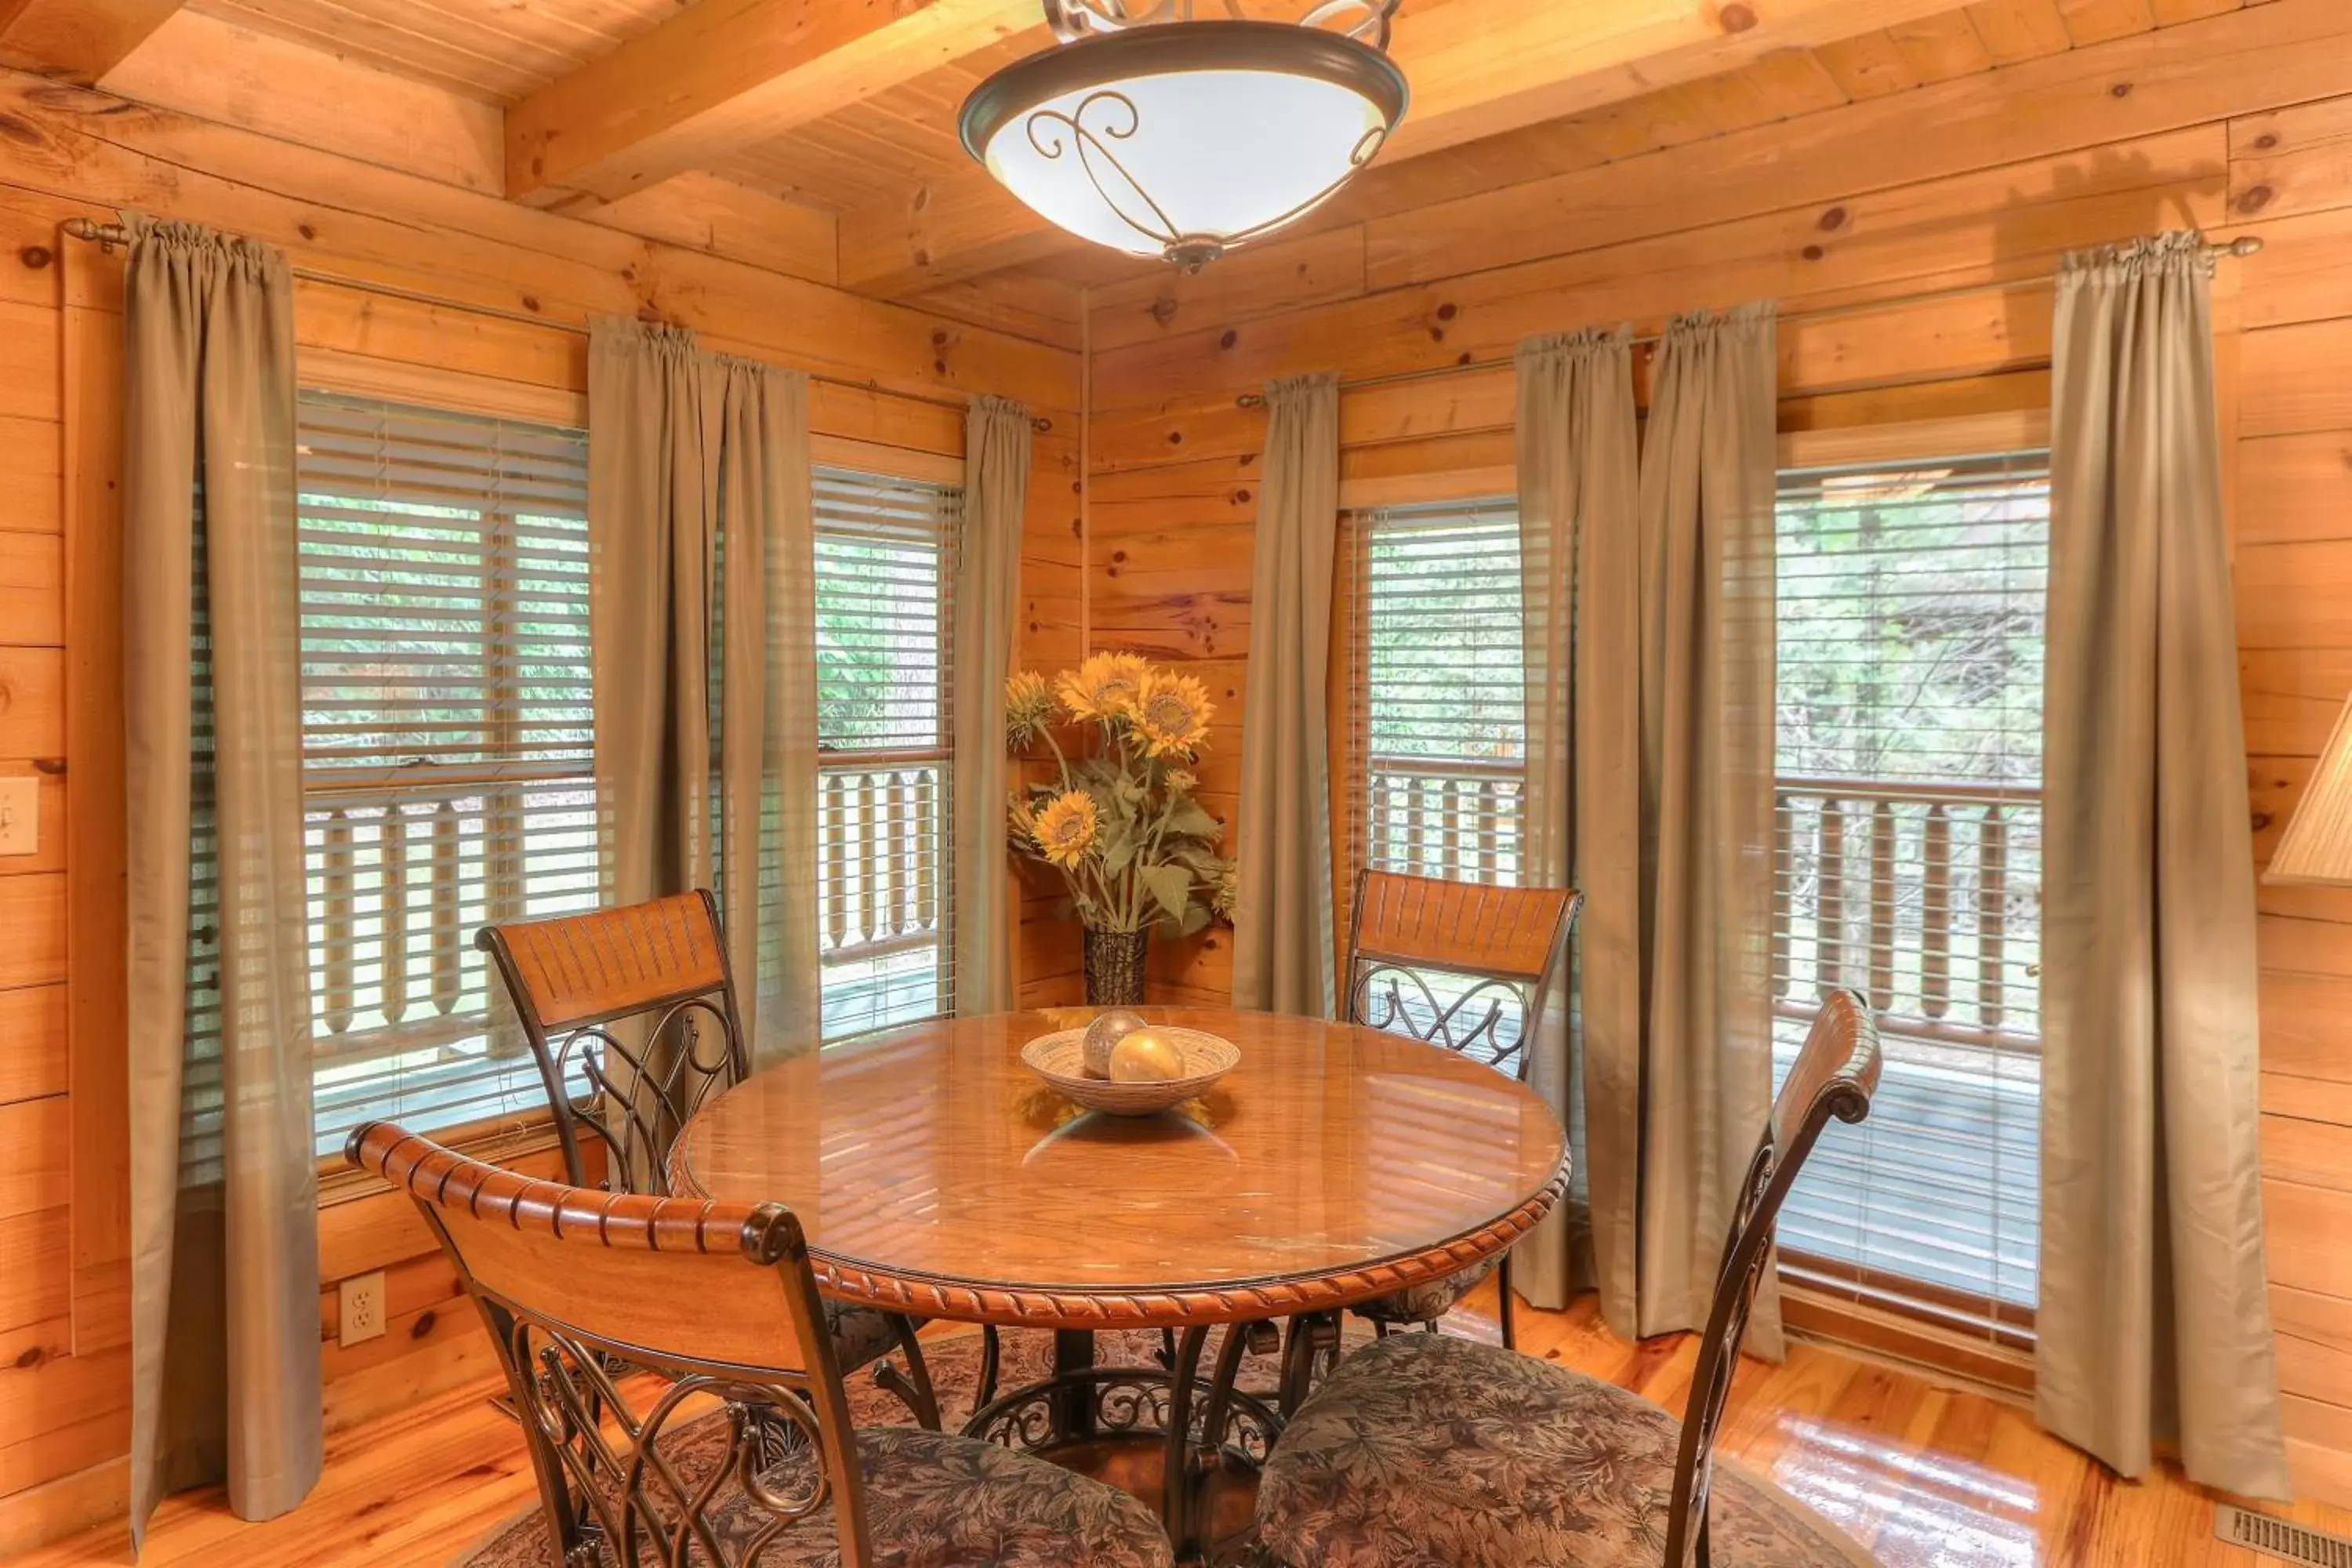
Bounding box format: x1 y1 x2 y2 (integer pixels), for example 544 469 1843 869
1334 499 1529 1061
296 391 595 1158
179 500 227 1185
815 467 959 1040
1347 499 1527 890
1773 452 2048 1344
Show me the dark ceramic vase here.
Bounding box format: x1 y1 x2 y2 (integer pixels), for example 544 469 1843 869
1081 927 1149 1007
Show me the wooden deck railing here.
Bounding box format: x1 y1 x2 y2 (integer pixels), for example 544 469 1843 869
1365 755 1525 886
1773 775 2041 1054
304 764 595 1069
818 757 949 973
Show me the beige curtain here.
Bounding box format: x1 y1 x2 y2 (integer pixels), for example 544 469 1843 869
590 318 818 1076
1635 304 1783 1348
1514 328 1642 1331
121 213 321 1543
2039 234 2288 1498
1232 372 1341 1015
952 395 1033 1012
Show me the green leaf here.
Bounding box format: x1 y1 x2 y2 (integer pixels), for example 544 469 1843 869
1099 822 1136 874
1164 800 1221 838
1141 862 1193 924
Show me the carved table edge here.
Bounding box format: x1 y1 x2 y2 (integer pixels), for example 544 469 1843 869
804 1160 1571 1329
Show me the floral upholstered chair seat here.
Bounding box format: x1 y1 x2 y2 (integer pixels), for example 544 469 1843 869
1255 1334 1875 1568
528 1425 1174 1568
1347 1254 1499 1326
822 1298 906 1373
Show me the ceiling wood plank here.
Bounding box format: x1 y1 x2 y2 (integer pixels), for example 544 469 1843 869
1377 0 1974 161
0 0 186 83
1962 0 2075 62
836 0 1987 296
505 0 1034 210
99 9 505 194
585 171 838 285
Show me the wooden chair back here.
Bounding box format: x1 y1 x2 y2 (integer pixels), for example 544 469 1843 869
1342 869 1582 1081
477 889 748 1195
1664 988 1882 1568
347 1121 871 1565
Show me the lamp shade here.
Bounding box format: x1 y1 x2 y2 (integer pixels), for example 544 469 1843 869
960 22 1407 270
2267 694 2352 887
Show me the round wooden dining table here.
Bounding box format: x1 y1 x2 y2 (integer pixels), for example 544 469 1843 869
668 1005 1568 1562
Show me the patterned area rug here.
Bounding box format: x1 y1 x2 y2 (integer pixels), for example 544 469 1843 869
450 1322 1393 1566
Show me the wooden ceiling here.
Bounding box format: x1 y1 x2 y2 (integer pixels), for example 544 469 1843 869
0 0 2259 314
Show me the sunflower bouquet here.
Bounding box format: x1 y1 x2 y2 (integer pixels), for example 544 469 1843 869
1005 654 1236 978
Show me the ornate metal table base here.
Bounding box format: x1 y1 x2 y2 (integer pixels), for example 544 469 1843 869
964 1329 1283 1563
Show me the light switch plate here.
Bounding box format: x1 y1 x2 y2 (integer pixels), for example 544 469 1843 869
0 777 35 857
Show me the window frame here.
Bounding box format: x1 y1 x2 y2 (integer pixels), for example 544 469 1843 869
294 385 597 1185
1769 407 2053 1393
296 376 597 1191
1329 488 1530 1002
811 463 964 1044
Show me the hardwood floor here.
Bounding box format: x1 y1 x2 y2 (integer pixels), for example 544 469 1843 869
23 1291 2352 1566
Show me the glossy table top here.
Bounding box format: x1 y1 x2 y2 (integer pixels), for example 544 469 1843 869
670 1007 1569 1327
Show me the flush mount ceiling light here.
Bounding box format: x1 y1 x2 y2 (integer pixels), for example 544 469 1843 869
959 1 1408 271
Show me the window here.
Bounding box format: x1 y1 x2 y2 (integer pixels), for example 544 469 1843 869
815 467 960 1040
1772 452 2048 1358
1343 498 1527 889
1336 498 1528 1061
296 393 596 1158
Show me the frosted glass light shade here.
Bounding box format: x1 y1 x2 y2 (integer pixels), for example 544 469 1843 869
960 22 1407 269
2268 695 2352 887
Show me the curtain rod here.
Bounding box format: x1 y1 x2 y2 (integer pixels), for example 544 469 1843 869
60 216 1054 434
1229 235 2265 410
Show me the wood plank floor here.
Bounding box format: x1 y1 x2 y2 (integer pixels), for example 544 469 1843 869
22 1291 2352 1566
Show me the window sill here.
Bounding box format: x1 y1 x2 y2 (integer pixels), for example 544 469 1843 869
315 1112 564 1207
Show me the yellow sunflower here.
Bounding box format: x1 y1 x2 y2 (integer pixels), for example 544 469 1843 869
1133 670 1214 758
1004 669 1054 746
1030 790 1099 869
1057 652 1149 722
1163 768 1198 795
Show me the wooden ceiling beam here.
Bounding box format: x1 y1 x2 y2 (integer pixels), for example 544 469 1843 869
0 0 185 84
837 0 1981 296
506 0 1036 212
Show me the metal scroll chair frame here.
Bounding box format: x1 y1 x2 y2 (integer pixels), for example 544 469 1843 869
1328 870 1582 1358
1341 869 1583 1090
1666 986 1881 1566
349 1120 877 1566
475 889 941 1429
1252 989 1882 1568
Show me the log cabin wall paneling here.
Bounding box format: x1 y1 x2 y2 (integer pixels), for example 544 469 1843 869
1076 0 2352 1503
0 65 1080 1553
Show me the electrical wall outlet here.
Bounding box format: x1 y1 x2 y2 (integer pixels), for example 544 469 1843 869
339 1271 387 1347
0 777 34 857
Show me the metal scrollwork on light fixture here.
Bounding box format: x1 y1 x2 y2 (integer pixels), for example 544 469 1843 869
1020 87 1388 270
1046 0 1191 42
1300 0 1403 49
962 1 1410 270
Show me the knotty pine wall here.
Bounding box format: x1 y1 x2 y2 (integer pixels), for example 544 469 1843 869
0 64 1081 1552
1078 0 2352 1501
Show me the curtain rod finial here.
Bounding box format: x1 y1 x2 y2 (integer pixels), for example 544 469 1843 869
63 216 130 252
2220 235 2264 259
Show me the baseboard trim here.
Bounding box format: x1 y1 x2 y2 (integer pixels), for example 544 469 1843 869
0 1454 129 1558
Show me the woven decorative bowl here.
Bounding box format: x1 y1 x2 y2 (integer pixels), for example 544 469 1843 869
1020 1025 1240 1116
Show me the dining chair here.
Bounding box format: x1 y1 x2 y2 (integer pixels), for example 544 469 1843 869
1254 987 1884 1568
347 1121 1174 1568
476 889 942 1428
1335 869 1583 1353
